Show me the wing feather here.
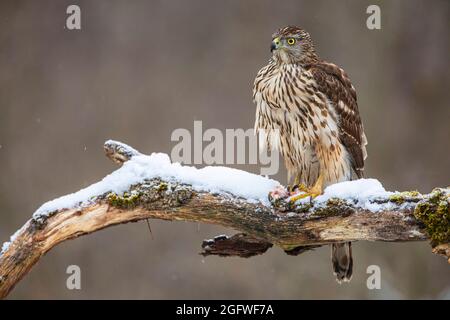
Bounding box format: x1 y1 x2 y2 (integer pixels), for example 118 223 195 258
306 61 367 178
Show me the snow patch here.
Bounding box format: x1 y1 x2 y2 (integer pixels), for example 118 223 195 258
316 178 395 211
32 153 281 219
2 149 414 255
319 179 391 201
1 242 10 254
1 225 26 255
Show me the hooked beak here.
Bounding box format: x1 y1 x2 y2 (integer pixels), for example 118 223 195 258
271 37 281 52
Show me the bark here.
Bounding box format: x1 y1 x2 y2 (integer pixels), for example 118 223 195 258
0 140 447 298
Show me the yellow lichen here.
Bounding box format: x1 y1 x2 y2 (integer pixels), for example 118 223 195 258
389 191 421 204
107 192 141 209
157 182 168 192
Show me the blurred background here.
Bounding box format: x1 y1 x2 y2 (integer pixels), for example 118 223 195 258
0 0 449 299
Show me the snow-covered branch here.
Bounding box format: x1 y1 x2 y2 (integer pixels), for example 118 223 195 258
0 140 448 298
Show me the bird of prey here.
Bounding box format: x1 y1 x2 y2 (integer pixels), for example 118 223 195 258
253 26 368 282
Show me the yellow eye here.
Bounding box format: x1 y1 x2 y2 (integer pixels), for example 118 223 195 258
287 38 296 45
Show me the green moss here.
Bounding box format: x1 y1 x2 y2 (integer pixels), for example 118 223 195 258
389 191 421 204
107 191 141 209
414 188 450 246
311 198 350 217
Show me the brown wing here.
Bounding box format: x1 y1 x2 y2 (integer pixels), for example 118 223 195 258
306 61 367 178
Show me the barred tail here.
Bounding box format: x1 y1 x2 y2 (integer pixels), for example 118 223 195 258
331 242 353 283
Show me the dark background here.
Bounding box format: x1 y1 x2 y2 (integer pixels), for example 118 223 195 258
0 0 449 299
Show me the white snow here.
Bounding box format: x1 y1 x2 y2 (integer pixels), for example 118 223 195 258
32 152 405 220
32 152 282 219
1 242 9 254
289 178 403 212
1 147 417 256
316 178 396 211
105 139 140 156
1 225 26 255
319 179 390 201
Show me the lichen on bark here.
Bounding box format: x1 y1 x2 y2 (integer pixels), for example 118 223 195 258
414 188 450 246
106 178 194 210
389 191 422 204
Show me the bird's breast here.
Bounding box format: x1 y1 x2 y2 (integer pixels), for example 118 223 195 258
255 65 315 113
254 64 340 151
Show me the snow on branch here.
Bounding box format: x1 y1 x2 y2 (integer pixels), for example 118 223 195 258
0 140 448 298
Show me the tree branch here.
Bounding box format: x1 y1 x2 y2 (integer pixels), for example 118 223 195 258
0 140 448 298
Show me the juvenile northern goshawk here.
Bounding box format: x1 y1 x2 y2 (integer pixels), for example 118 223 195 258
253 26 368 282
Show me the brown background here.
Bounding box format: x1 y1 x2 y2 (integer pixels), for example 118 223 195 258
0 0 449 299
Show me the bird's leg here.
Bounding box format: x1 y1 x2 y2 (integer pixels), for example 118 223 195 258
289 175 307 193
289 174 324 203
309 173 324 197
288 175 299 193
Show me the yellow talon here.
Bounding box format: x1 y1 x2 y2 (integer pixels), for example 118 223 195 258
289 174 324 203
297 183 309 192
289 192 312 203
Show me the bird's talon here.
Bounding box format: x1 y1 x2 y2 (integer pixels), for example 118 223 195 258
289 190 320 204
289 192 310 203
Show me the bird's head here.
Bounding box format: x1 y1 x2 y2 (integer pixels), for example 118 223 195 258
270 26 318 64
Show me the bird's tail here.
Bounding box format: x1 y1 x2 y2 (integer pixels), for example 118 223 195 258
331 242 353 283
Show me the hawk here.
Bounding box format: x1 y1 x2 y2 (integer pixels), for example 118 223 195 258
253 26 368 282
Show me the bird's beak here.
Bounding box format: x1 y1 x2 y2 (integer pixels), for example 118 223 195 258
271 37 281 52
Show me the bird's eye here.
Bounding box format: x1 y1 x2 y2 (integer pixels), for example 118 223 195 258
287 38 296 45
